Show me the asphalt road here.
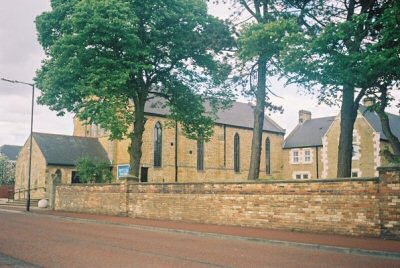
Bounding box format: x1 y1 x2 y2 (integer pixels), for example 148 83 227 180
0 209 399 268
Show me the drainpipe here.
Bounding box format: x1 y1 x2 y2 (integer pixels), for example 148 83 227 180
224 125 227 167
175 120 178 182
316 146 319 179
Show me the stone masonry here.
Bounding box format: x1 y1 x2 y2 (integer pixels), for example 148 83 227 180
55 166 400 239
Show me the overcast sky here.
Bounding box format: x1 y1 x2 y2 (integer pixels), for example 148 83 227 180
1 0 387 147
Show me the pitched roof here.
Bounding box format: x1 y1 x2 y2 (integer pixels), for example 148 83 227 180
359 105 400 141
0 145 22 161
283 116 336 149
283 106 400 149
33 133 109 166
144 98 285 134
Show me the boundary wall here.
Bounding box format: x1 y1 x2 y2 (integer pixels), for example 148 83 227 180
55 165 400 239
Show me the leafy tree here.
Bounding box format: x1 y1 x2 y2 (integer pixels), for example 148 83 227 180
365 88 400 162
282 0 396 177
0 156 15 185
75 157 113 183
363 2 400 161
36 0 234 177
216 0 300 180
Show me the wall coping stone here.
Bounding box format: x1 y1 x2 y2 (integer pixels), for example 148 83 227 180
129 177 379 186
120 175 140 182
67 183 121 187
378 164 400 172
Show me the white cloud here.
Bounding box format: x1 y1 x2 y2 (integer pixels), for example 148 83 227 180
0 0 73 146
0 0 397 147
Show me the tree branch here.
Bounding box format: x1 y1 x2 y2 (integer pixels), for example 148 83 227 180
240 0 259 21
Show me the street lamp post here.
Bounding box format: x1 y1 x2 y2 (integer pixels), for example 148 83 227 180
1 78 35 212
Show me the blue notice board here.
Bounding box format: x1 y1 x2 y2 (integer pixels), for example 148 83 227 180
117 164 130 179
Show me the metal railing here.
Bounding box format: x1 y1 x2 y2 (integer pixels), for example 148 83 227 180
10 187 46 201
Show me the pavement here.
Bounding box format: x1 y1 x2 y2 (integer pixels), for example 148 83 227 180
1 207 400 267
1 202 399 260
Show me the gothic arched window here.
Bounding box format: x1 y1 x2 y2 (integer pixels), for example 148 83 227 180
197 139 204 171
154 122 162 167
234 133 240 172
265 138 271 175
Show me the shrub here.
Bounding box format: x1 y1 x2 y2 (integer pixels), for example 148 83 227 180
75 157 113 183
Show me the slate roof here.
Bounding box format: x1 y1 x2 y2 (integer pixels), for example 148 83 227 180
284 106 400 149
359 105 400 141
0 145 22 161
33 133 110 166
144 98 285 134
283 116 336 149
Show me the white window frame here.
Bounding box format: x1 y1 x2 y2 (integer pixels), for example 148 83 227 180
291 148 313 164
303 148 313 163
292 150 300 164
352 130 361 160
293 171 311 180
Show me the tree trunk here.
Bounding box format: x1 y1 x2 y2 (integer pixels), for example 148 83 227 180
337 85 358 178
129 96 146 178
377 109 400 157
248 57 267 180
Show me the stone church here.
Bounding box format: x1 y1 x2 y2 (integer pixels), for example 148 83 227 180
14 99 285 200
73 98 286 182
13 97 400 201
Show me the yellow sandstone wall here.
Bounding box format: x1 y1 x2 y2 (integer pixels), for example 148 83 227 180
281 146 324 179
14 136 78 200
74 115 284 182
15 138 47 199
323 114 378 178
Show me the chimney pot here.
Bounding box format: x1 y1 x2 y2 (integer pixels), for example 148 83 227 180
299 110 311 124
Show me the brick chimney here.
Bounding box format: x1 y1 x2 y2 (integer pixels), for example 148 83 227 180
299 110 311 124
363 97 374 107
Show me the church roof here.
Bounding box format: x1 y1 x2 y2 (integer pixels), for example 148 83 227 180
144 98 285 134
0 145 22 161
284 106 400 149
33 133 109 166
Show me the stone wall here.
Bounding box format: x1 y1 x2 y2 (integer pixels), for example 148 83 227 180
323 113 378 178
127 178 381 237
74 115 285 182
54 167 400 239
378 165 400 239
14 137 47 199
55 182 127 216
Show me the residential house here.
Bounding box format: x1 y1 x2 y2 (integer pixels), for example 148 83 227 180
282 99 400 179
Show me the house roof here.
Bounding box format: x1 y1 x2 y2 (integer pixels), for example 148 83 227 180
0 145 22 161
144 98 285 134
33 133 109 166
359 105 400 141
283 116 336 149
284 105 400 149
